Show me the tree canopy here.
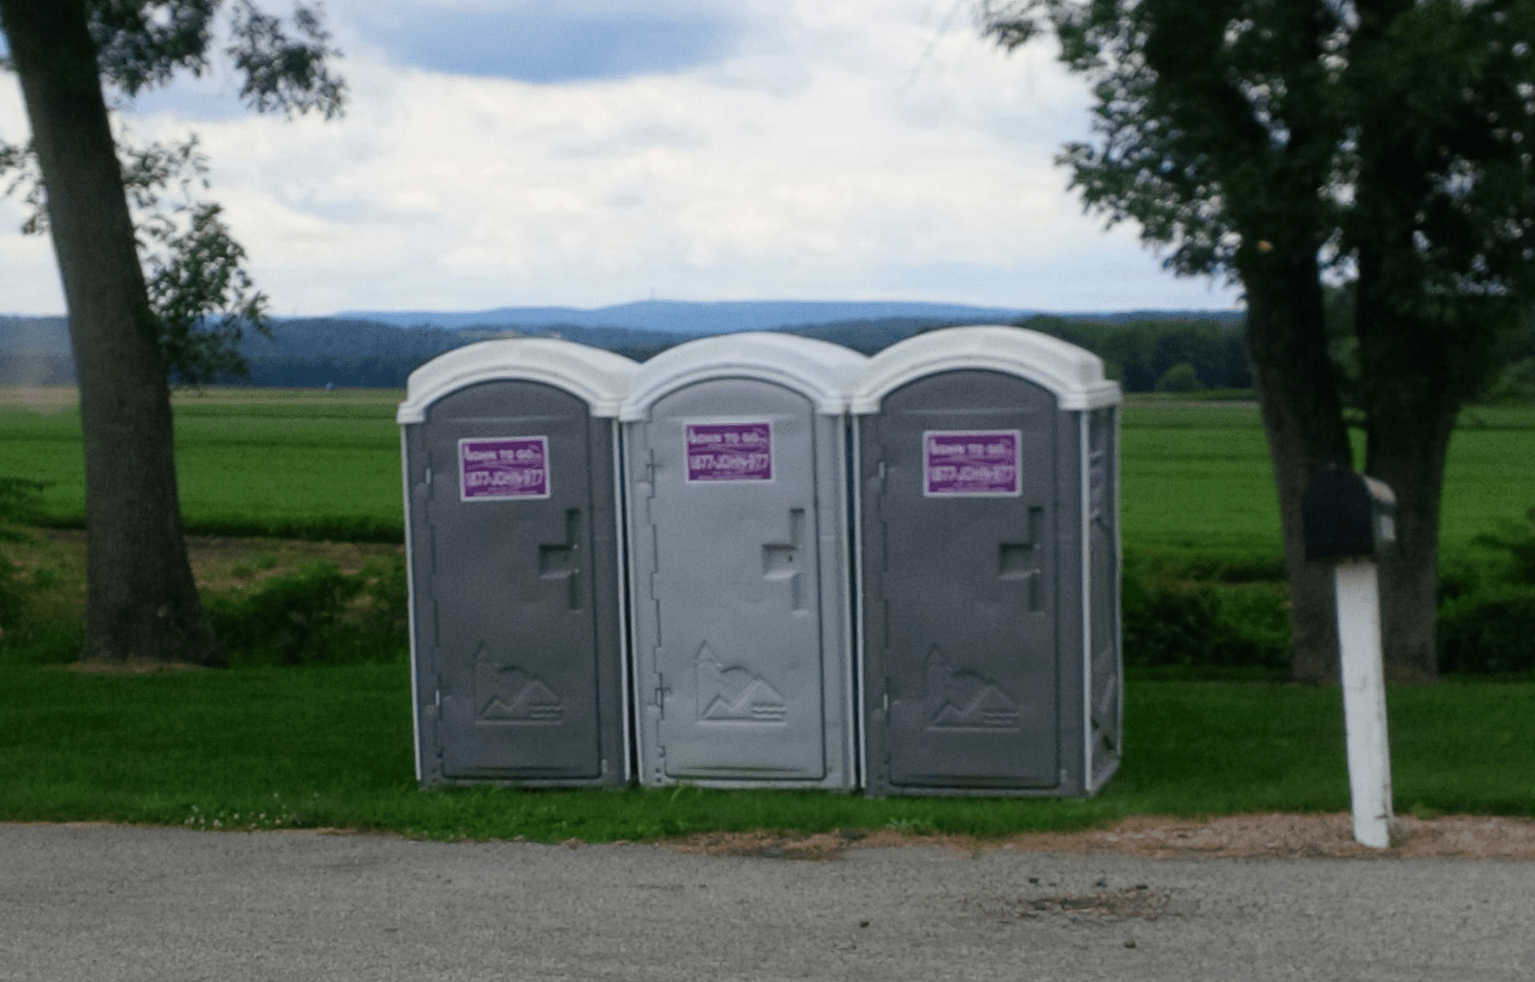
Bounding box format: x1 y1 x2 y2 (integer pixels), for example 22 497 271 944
980 0 1535 681
982 0 1535 324
0 0 344 665
2 1 344 384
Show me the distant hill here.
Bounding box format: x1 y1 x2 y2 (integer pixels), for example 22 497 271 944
331 299 1052 334
332 299 1241 335
0 316 72 354
2 302 1252 390
0 316 74 385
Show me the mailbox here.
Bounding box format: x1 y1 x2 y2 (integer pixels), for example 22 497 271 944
1302 466 1397 561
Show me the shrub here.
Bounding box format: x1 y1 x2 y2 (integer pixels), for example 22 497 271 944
1154 361 1205 393
1438 585 1535 676
204 557 409 668
0 476 46 541
0 477 47 641
1122 576 1291 677
1470 507 1535 585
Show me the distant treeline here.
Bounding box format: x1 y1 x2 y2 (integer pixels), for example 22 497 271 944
1014 315 1254 392
7 311 1254 393
10 306 1533 399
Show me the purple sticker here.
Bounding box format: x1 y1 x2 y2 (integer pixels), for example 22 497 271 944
685 422 773 483
459 436 550 501
924 430 1021 497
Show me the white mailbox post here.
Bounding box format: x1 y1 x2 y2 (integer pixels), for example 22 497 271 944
1303 466 1398 849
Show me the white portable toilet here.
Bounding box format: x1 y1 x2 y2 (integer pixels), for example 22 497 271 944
851 326 1123 797
621 333 867 789
398 339 638 788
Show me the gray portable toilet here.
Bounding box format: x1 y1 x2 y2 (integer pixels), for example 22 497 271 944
851 326 1122 797
621 333 867 789
397 339 638 788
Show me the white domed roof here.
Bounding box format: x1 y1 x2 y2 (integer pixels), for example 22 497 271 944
397 338 641 423
851 325 1121 412
620 332 868 421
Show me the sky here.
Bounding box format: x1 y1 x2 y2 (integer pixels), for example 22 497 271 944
0 0 1244 318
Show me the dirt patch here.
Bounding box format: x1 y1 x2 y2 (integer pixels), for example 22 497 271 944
669 828 886 861
993 813 1535 859
178 535 402 592
0 386 78 408
38 529 403 592
666 813 1535 861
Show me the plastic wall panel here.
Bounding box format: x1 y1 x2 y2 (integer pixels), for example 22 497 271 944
1086 406 1123 789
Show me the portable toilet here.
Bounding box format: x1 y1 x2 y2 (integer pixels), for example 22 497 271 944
397 339 638 788
851 326 1123 797
621 333 867 789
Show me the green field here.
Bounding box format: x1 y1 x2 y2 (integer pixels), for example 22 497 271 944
1120 401 1535 559
3 389 1531 559
0 388 406 542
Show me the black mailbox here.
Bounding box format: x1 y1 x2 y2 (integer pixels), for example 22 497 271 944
1302 466 1397 561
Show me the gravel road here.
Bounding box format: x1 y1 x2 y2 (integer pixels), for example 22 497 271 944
3 823 1532 982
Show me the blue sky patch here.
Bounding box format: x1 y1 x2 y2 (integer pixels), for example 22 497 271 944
348 5 745 83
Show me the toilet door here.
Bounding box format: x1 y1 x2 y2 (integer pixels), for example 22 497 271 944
420 381 605 781
864 370 1060 790
637 379 829 781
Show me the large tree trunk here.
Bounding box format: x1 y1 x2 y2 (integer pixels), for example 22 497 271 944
1354 273 1458 685
1346 0 1468 685
1241 246 1354 685
1364 404 1451 684
2 0 218 665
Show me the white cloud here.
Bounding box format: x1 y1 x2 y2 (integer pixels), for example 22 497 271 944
0 0 1242 317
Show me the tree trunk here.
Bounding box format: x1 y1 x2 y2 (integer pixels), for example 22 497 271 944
1364 407 1451 684
1354 276 1458 685
1 0 218 665
1241 247 1354 685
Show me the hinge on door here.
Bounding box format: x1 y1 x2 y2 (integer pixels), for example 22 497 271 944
882 679 891 720
654 673 667 719
874 460 886 494
434 676 443 720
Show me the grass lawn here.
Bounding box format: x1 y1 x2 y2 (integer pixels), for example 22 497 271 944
1 389 1532 838
2 665 1531 841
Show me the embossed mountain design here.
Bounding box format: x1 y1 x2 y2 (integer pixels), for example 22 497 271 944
695 642 787 723
473 646 564 724
924 646 1021 731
